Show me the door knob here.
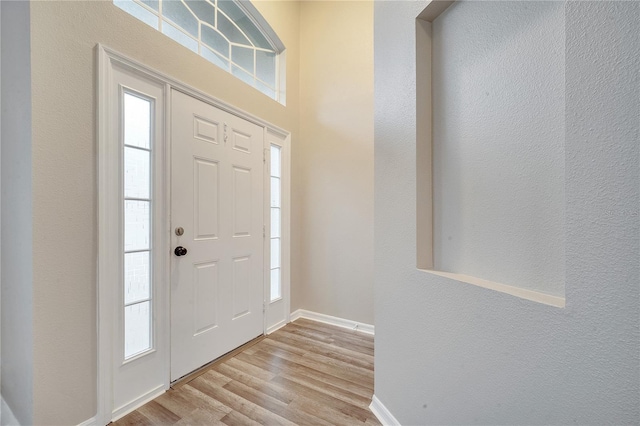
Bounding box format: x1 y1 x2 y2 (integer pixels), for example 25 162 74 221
174 246 188 257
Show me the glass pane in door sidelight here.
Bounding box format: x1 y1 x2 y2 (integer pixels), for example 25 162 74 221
123 91 154 360
125 301 151 358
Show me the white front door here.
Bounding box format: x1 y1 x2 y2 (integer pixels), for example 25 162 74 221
170 90 265 381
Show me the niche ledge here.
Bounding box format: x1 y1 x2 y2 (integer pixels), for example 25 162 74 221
419 269 565 308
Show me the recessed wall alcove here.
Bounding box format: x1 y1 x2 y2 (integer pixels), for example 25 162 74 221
416 0 566 307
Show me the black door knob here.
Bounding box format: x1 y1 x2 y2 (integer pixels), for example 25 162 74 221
174 246 188 257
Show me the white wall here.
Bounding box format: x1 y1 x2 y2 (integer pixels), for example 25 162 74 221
1 1 34 425
293 0 374 324
432 2 565 297
374 0 639 424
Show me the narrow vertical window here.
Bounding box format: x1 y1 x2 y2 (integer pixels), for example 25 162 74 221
123 92 153 359
270 145 282 301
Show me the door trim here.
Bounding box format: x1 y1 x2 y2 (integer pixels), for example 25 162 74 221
96 44 291 425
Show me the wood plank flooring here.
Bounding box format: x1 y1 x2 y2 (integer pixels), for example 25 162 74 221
113 318 381 425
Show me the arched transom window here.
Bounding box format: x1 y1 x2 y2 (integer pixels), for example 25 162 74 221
115 0 285 102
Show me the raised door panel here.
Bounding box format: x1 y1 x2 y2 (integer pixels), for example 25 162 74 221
232 166 252 237
193 261 219 335
194 159 219 240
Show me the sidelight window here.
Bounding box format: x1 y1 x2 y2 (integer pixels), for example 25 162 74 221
270 144 282 301
123 92 154 359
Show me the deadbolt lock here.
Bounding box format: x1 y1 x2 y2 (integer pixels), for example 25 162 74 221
175 226 184 236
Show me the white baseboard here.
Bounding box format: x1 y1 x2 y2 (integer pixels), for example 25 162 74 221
111 385 165 422
77 416 97 426
369 395 401 426
1 395 20 426
266 319 288 335
290 309 374 335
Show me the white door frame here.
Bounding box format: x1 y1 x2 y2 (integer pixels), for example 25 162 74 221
96 44 291 425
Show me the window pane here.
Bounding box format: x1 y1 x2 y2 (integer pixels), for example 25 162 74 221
125 200 150 251
124 93 151 149
217 1 270 48
125 251 150 305
125 301 151 358
256 50 276 87
238 18 271 50
202 46 230 70
163 0 198 37
217 10 250 45
185 0 214 26
124 147 150 199
270 145 281 177
270 176 280 208
270 268 281 301
270 207 280 238
231 45 254 74
202 24 229 58
115 0 159 29
271 238 280 269
232 65 254 86
162 20 198 53
217 0 244 23
140 0 159 11
255 81 276 100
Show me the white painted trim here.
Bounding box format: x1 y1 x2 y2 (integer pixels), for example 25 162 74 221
290 309 374 335
98 45 289 138
76 416 97 426
262 130 270 337
279 133 291 326
420 270 566 308
96 42 114 426
1 395 20 426
236 1 284 52
369 395 401 426
111 385 165 422
161 81 172 393
266 319 288 335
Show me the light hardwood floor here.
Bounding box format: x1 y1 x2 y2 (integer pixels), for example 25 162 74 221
113 318 381 425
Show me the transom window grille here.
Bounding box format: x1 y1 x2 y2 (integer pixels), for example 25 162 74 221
114 0 283 102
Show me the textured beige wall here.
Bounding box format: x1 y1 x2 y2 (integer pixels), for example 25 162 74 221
29 1 299 424
29 0 374 422
293 1 374 324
